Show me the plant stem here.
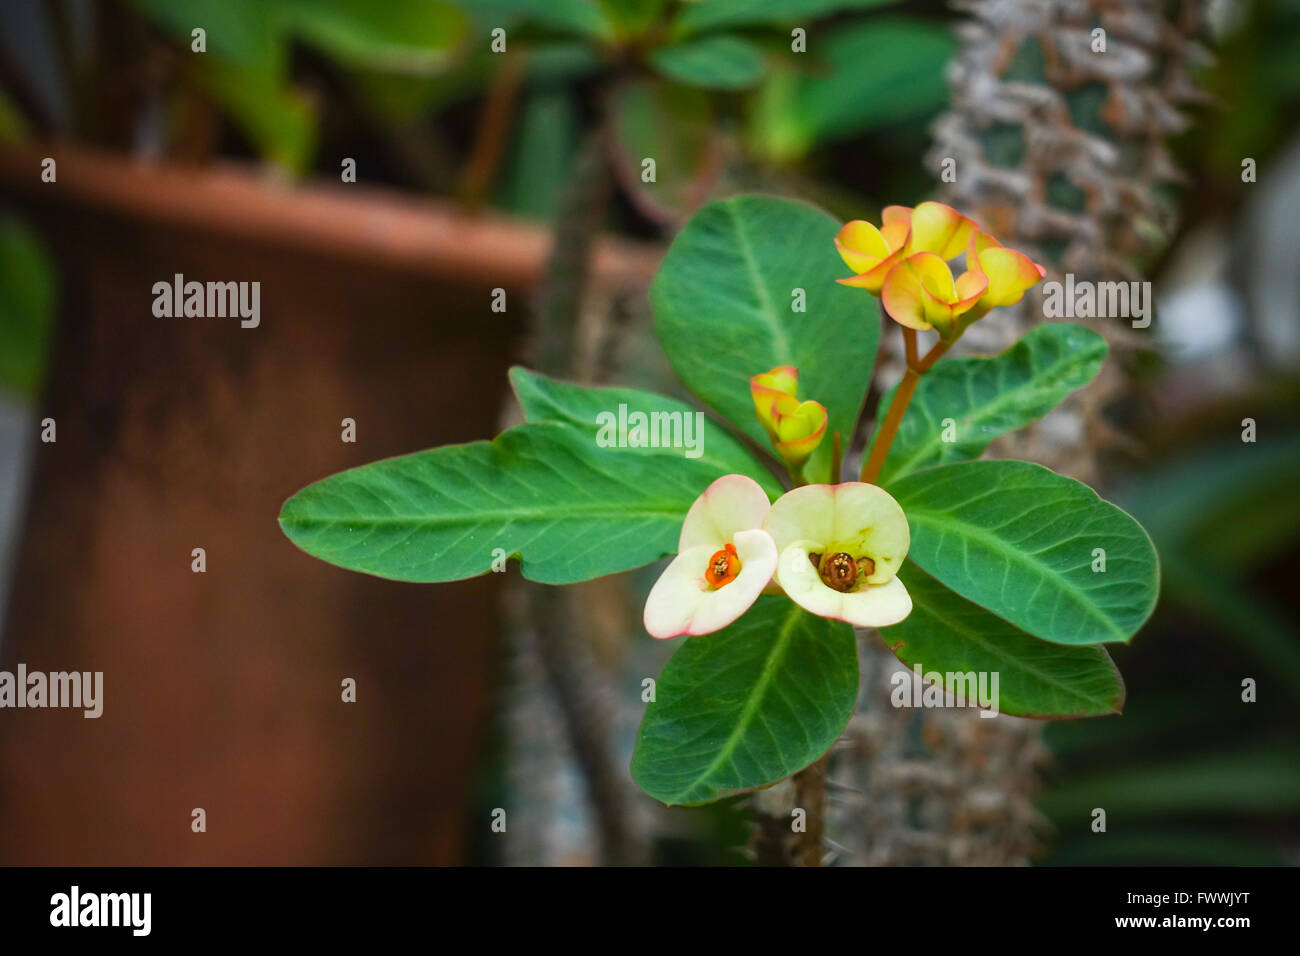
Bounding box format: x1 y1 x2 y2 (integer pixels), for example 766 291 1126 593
903 324 919 368
790 753 830 866
458 52 527 212
859 367 918 484
784 323 955 863
859 327 950 485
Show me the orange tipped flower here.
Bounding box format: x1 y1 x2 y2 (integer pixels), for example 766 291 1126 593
836 201 978 295
904 201 977 259
838 201 1047 340
750 365 826 468
965 230 1047 313
835 215 910 294
769 393 827 467
880 252 987 340
750 365 798 436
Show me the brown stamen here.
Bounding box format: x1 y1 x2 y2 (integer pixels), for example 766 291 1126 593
819 552 858 593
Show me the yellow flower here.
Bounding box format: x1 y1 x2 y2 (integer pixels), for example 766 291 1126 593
749 366 826 468
963 230 1047 317
838 201 1047 340
834 207 911 294
880 252 987 341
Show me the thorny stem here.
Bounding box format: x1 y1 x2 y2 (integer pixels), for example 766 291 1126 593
784 323 953 866
789 753 831 865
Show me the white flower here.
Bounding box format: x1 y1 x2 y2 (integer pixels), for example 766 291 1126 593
763 482 912 628
643 474 778 639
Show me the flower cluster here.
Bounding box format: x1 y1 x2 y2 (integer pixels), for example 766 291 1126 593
643 474 912 638
643 202 1044 641
835 201 1045 342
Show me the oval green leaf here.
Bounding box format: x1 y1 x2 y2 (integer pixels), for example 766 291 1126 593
871 323 1108 485
282 0 467 74
881 563 1125 718
509 367 783 498
891 460 1159 645
675 0 897 36
651 194 878 483
470 0 613 40
650 35 766 90
608 79 719 222
279 421 730 585
632 595 858 805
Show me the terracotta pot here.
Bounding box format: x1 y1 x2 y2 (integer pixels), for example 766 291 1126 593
0 147 653 864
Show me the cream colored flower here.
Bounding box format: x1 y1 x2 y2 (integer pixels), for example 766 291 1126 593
763 482 912 628
643 474 778 639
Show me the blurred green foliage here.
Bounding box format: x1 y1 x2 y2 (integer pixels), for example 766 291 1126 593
748 17 955 162
110 0 953 211
1190 0 1300 176
129 0 469 172
1039 424 1300 866
0 217 55 400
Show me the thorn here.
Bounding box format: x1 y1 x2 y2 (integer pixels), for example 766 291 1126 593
823 836 852 857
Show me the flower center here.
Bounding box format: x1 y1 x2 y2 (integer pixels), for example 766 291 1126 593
705 543 741 589
808 551 877 593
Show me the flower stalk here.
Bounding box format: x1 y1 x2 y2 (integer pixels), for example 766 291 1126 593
859 324 950 485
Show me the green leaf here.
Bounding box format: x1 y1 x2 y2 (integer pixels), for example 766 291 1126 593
608 79 717 221
132 0 287 80
881 564 1125 718
498 90 580 220
891 460 1159 645
675 0 897 36
1048 830 1290 867
509 367 783 498
651 195 878 483
871 323 1108 485
631 596 858 805
650 35 766 90
193 58 317 174
282 0 468 74
751 17 953 161
597 0 666 34
469 0 614 40
280 421 737 585
1114 431 1300 701
1037 746 1300 820
0 87 30 144
0 217 55 399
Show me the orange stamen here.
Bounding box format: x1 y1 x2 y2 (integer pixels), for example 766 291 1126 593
704 543 741 589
